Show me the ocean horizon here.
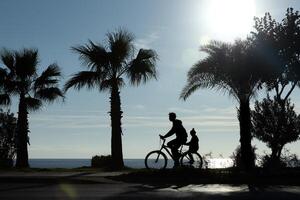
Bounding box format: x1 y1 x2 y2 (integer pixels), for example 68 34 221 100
27 158 234 169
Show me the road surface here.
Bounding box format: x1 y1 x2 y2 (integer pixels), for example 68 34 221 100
0 172 299 199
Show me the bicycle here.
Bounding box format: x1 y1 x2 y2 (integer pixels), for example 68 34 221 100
145 136 203 169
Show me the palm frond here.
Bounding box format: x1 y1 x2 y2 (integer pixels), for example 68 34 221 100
200 40 229 56
126 49 158 85
35 87 64 102
4 80 21 94
180 80 203 101
180 71 231 100
25 97 42 111
14 48 38 78
0 49 15 72
0 68 18 96
34 64 61 89
107 29 134 67
99 77 124 91
72 41 109 71
64 71 101 92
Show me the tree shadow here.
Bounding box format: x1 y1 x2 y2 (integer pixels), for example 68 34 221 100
0 172 106 192
100 183 300 200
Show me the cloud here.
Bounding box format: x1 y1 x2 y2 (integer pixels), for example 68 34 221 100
202 105 237 116
134 32 159 49
28 106 239 133
29 111 109 129
168 107 198 114
124 114 238 129
133 104 146 110
29 145 104 158
29 113 238 130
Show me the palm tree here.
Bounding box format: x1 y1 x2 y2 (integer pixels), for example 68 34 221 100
180 40 267 170
0 48 63 168
64 29 158 169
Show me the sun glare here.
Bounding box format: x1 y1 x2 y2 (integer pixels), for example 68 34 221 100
205 0 256 41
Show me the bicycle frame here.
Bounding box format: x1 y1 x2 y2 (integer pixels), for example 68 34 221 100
160 139 174 159
158 138 185 160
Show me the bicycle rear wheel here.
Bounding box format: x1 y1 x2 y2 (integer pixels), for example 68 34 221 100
145 150 167 169
180 152 203 169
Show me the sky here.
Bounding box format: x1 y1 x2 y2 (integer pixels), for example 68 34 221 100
1 0 300 159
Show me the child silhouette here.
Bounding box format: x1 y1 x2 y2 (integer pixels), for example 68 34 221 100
186 128 199 163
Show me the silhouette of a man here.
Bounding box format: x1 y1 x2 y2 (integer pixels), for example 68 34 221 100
160 112 187 166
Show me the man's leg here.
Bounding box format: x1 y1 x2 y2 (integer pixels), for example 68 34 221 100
172 141 181 166
188 151 194 163
167 139 181 166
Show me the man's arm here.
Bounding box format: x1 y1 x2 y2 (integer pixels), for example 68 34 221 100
161 126 175 139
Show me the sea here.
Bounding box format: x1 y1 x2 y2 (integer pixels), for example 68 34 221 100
28 158 234 169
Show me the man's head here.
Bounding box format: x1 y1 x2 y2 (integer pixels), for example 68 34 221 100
169 112 176 121
190 128 196 136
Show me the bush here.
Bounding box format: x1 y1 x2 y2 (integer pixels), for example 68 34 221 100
259 149 300 169
259 154 286 169
91 155 113 169
0 110 17 168
230 145 257 169
202 152 213 169
283 152 300 168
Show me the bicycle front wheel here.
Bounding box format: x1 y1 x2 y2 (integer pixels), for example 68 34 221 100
145 150 167 170
180 152 203 169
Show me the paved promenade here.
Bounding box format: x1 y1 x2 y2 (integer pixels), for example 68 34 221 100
0 171 300 199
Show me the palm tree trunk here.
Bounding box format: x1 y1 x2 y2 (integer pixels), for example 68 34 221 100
15 94 29 168
238 98 255 171
109 83 124 170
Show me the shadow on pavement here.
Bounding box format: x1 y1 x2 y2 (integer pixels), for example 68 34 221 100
100 184 300 200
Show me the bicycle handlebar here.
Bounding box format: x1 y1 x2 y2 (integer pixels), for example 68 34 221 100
159 134 165 140
158 135 166 150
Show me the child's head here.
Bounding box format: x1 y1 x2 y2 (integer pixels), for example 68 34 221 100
190 128 196 136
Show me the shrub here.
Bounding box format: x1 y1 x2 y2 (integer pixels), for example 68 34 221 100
0 110 17 168
259 154 286 169
230 145 257 169
259 148 300 169
91 155 113 169
202 152 213 169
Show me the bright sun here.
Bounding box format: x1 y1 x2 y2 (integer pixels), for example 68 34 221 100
205 0 256 41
